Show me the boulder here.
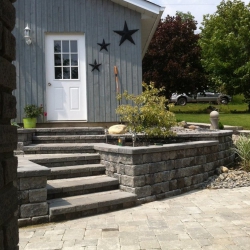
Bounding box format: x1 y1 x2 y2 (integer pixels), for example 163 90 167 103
108 124 127 134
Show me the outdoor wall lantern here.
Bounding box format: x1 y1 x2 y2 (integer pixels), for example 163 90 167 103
24 24 32 45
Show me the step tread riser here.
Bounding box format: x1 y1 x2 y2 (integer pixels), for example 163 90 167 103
47 185 119 199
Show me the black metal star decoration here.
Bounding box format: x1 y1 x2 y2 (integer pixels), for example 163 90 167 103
89 60 101 72
97 39 110 51
113 21 139 46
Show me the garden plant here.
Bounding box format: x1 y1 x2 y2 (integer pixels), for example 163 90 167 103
116 82 176 138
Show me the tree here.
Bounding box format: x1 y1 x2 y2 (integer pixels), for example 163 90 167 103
142 13 207 99
199 0 250 102
176 11 195 22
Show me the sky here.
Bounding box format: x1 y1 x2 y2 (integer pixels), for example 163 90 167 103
150 0 250 30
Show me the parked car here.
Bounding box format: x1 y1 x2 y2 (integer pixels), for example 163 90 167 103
170 91 231 106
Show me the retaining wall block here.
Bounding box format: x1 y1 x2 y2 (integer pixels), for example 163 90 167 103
169 179 177 191
143 152 161 164
18 190 29 205
177 178 185 189
120 175 145 187
176 149 185 158
20 202 48 218
124 164 149 176
116 164 125 175
145 174 155 185
134 186 151 198
29 188 47 203
154 172 165 183
184 176 192 187
31 215 49 225
148 161 166 173
185 148 197 157
161 150 176 161
165 160 175 171
192 174 204 185
195 155 206 165
19 176 47 191
206 153 217 163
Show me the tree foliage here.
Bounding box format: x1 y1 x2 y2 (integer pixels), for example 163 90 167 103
116 83 176 138
199 0 250 99
142 13 206 98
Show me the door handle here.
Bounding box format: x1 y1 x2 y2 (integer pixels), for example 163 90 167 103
48 82 51 86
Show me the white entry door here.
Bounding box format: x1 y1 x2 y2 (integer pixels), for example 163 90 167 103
45 34 87 121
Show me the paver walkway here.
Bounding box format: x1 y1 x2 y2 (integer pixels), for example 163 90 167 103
19 187 250 250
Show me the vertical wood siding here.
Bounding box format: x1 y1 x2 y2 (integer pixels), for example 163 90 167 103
13 0 142 123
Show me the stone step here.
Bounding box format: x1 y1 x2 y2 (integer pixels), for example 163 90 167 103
27 153 100 167
35 127 105 136
48 164 106 180
32 135 106 144
22 143 97 154
48 190 137 222
47 175 119 199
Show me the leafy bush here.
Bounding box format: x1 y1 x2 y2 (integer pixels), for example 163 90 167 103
24 104 43 118
116 82 176 138
232 134 250 171
218 121 224 130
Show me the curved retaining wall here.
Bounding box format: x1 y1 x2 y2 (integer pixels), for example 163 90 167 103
95 130 234 203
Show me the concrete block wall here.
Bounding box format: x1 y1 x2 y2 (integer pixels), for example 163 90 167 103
0 0 19 249
96 131 234 203
17 159 50 227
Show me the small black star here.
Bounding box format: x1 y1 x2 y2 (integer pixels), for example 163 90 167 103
113 21 139 46
97 39 110 51
89 60 101 72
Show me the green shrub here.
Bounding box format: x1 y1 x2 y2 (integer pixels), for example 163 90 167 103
218 121 224 130
232 134 250 171
116 82 176 138
24 104 43 118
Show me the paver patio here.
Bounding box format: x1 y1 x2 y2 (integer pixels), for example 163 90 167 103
19 186 250 250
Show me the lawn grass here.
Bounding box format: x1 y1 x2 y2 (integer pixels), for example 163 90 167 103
168 94 250 129
169 103 248 113
175 113 250 130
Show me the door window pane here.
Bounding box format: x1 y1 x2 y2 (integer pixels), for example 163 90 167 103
62 41 69 52
54 41 61 52
70 41 77 52
54 54 61 66
71 54 78 66
71 67 78 79
55 67 62 79
63 67 70 79
63 54 70 66
54 39 79 80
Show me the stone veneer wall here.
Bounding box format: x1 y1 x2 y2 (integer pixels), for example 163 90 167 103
95 131 234 203
0 0 19 249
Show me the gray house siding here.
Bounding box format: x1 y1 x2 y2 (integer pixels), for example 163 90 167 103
14 0 142 123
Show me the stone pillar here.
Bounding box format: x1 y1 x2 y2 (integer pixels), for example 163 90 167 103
0 0 19 249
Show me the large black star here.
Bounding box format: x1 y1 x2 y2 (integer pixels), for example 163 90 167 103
89 60 101 72
113 21 139 46
97 39 110 51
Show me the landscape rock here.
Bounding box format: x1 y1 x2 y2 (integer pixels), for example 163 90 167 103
201 169 250 189
108 124 127 134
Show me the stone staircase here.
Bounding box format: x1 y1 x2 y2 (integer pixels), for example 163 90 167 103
17 127 137 224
